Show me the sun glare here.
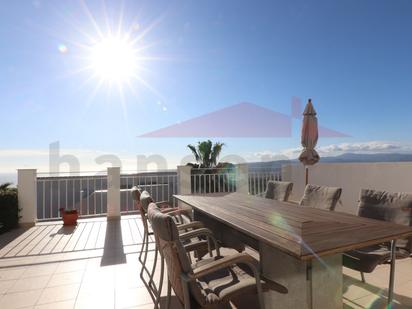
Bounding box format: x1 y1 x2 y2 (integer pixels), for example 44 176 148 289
90 36 137 83
59 2 165 102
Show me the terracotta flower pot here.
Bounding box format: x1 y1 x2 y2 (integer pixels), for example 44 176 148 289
59 208 79 226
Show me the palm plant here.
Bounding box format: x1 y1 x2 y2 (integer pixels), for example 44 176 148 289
0 183 17 193
187 140 225 168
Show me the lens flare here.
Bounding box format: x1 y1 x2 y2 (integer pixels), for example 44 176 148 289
58 44 68 54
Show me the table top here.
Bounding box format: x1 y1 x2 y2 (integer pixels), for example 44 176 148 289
174 193 412 260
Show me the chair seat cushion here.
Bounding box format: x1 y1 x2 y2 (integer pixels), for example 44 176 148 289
195 261 261 305
343 244 410 273
191 250 287 307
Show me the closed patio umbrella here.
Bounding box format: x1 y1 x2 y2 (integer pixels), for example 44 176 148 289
299 99 320 185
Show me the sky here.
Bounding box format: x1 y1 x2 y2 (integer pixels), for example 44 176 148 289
1 0 412 177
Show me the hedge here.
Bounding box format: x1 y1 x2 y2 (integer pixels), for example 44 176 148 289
0 184 19 234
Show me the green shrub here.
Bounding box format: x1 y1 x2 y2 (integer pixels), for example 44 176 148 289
0 183 19 234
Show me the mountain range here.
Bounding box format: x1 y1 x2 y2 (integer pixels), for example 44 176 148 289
248 152 412 170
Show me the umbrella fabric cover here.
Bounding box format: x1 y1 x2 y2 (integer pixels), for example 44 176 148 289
299 99 320 166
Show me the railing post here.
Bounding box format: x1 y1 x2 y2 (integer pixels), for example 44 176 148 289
17 169 37 227
177 165 192 208
177 165 192 195
281 164 292 181
107 167 121 220
236 163 249 194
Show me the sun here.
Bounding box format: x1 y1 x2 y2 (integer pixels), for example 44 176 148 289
90 35 138 83
57 2 166 102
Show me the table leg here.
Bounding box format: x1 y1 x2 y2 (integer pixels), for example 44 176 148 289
260 242 343 309
388 239 397 307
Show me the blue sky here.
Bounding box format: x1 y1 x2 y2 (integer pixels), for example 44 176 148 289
1 0 412 174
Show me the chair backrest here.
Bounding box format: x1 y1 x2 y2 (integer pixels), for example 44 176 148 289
358 189 412 252
299 184 342 211
130 186 142 202
264 181 293 201
139 190 153 214
147 203 195 305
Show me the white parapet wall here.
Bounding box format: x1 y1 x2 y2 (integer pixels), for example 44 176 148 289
107 167 121 219
282 162 412 214
17 169 37 226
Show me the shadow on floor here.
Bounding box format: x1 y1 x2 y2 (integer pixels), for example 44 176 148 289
51 225 77 236
100 219 126 266
157 290 261 309
343 274 412 308
0 227 30 251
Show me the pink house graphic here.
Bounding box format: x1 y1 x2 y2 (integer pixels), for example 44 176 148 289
139 101 349 138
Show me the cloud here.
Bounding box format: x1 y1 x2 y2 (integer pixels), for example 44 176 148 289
0 148 182 173
254 141 412 161
0 149 49 157
317 141 406 154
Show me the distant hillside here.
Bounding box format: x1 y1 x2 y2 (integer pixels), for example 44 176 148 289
320 153 412 163
248 152 412 169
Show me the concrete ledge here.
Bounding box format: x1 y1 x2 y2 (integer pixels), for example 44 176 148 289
107 215 121 221
19 222 36 228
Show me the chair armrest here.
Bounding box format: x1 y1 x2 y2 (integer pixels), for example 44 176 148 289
177 221 204 231
191 252 258 279
183 239 209 253
286 200 300 205
179 228 220 257
160 207 177 213
179 228 215 241
163 209 191 217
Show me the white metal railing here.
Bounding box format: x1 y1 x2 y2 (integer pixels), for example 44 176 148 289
36 175 108 220
189 166 282 195
34 166 280 221
36 171 179 220
120 172 178 212
190 168 236 194
248 167 282 196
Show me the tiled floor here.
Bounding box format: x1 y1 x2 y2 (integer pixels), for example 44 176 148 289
0 215 411 308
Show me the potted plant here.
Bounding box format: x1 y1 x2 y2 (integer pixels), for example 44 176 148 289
59 208 79 225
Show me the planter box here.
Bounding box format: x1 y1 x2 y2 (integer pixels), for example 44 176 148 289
59 208 79 226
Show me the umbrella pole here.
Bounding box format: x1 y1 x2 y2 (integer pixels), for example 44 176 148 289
305 166 309 186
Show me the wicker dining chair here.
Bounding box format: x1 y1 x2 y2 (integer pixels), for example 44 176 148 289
147 203 224 308
148 203 288 309
264 181 294 202
343 189 412 305
138 191 211 308
299 184 342 211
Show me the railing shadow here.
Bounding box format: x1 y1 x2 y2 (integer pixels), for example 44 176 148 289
100 219 126 266
0 227 31 251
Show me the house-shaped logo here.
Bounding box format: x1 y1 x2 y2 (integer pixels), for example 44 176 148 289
139 100 349 138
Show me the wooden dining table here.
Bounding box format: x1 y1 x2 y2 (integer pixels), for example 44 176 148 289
174 193 412 309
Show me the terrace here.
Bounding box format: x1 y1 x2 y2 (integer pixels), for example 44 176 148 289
1 163 412 308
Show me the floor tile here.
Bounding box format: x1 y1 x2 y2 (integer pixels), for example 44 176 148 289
34 299 75 309
115 287 153 308
37 283 80 305
47 271 83 287
8 275 50 293
0 289 42 309
21 263 58 278
0 279 16 295
0 267 26 281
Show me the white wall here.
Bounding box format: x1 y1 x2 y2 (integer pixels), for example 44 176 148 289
282 162 412 214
